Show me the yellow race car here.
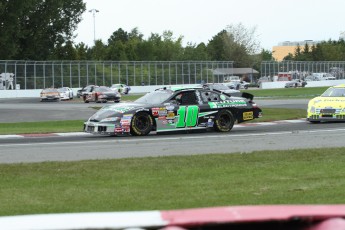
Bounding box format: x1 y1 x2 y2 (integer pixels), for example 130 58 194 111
307 84 345 123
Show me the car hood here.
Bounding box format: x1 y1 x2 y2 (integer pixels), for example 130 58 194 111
309 96 345 107
88 102 149 122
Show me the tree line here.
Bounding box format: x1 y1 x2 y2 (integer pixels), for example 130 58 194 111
283 40 345 61
1 0 344 69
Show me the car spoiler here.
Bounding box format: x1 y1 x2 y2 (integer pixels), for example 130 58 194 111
241 92 254 101
213 89 254 102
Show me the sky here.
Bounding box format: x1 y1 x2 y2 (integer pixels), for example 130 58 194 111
75 0 345 51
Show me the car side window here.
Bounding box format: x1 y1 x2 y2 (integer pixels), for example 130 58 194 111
174 91 198 105
201 91 220 102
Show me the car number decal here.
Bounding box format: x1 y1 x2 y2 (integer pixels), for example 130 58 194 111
176 106 199 128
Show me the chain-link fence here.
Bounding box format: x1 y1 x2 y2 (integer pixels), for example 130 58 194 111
261 61 345 80
0 61 234 89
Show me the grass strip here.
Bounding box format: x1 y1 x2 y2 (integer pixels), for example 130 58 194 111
243 87 327 98
1 148 345 216
0 120 84 135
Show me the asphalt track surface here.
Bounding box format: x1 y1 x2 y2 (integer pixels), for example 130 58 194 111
1 97 345 164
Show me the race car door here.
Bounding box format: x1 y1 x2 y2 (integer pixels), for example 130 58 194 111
155 90 211 133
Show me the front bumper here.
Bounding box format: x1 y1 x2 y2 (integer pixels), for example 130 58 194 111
84 121 129 135
307 114 345 122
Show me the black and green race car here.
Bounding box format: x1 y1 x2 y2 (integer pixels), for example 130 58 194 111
84 87 262 136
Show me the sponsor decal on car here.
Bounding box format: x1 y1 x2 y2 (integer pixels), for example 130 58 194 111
208 100 247 108
102 106 136 114
158 108 168 116
166 111 175 120
166 105 175 111
243 111 254 120
152 108 160 116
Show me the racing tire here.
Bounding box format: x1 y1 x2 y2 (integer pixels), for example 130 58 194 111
95 95 101 103
214 109 235 132
309 121 321 124
83 96 89 103
130 112 153 136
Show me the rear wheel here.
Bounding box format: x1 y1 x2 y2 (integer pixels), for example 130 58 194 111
214 110 235 132
130 112 153 136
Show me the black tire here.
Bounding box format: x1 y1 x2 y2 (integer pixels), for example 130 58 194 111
309 121 320 124
83 95 89 103
130 112 153 136
95 95 101 103
214 110 235 132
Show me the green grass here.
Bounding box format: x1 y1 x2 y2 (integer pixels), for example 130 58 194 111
254 108 306 122
243 87 327 98
1 148 345 216
0 120 84 135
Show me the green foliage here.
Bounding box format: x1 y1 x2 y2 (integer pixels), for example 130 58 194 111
284 40 345 61
0 0 86 60
206 23 260 67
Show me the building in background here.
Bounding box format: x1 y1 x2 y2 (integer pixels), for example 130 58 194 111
272 40 322 61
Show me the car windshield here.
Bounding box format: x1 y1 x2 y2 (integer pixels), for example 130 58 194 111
57 88 66 92
43 89 58 93
96 87 111 92
135 90 173 104
321 87 345 97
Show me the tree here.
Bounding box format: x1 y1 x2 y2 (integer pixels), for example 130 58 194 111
207 30 229 60
51 41 77 60
91 40 107 60
260 49 274 61
75 42 90 60
182 42 209 61
224 23 261 55
207 27 254 67
0 0 86 60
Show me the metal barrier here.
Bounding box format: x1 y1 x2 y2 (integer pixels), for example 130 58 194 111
0 61 234 90
261 61 345 79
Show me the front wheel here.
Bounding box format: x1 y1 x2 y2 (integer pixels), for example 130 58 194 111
83 95 89 103
214 110 235 132
130 112 153 136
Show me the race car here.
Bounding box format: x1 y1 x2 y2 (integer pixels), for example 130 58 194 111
83 86 121 103
307 84 345 123
84 87 262 136
40 88 61 102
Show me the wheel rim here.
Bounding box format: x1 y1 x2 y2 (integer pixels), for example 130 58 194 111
135 115 150 130
219 114 230 128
